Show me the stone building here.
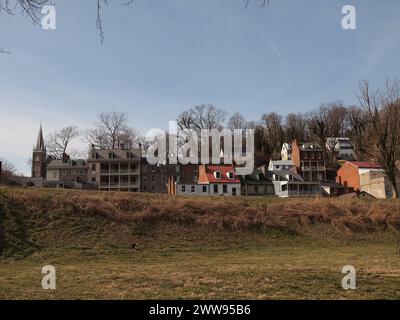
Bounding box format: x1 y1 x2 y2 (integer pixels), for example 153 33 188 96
87 148 141 192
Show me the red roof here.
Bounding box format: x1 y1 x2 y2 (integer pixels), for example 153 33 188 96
203 165 240 184
348 161 383 169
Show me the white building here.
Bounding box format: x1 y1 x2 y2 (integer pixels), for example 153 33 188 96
268 159 295 171
326 137 356 161
281 143 292 160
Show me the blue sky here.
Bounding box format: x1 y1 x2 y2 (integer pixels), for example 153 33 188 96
1 0 400 174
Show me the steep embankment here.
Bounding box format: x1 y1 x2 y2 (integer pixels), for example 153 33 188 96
0 187 399 258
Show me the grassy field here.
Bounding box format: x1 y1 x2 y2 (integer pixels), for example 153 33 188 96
1 187 400 299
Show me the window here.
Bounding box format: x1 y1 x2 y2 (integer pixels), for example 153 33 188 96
151 175 155 183
215 171 221 179
143 185 147 191
91 152 97 159
288 174 293 181
282 184 288 191
223 185 227 194
191 186 195 193
92 177 96 183
255 186 259 194
227 172 234 179
276 165 280 169
108 152 113 159
202 186 207 193
91 164 96 171
151 166 156 172
213 185 218 193
181 185 186 193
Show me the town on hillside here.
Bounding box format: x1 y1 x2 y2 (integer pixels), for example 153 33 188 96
1 122 397 199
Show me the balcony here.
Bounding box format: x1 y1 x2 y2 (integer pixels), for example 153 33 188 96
100 169 139 175
100 182 139 188
301 166 326 171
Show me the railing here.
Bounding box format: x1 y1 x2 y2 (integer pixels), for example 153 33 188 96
100 169 139 175
100 184 139 188
301 166 326 171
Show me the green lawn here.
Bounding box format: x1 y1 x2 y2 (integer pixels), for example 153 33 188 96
1 237 400 299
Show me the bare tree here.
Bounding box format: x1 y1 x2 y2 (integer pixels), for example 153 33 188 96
260 112 284 159
86 111 140 149
177 105 227 131
307 102 348 167
358 79 400 198
284 113 308 143
227 112 248 130
46 126 80 159
0 0 49 22
347 105 369 161
0 158 17 183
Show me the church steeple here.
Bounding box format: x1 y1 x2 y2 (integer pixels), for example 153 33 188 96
32 123 47 178
34 123 46 152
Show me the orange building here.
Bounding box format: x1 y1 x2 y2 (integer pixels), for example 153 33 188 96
336 161 383 191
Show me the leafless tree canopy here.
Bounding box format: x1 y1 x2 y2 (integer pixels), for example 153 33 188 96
46 126 80 159
358 79 400 198
0 0 49 22
86 111 141 150
0 158 17 183
284 113 308 143
227 112 248 130
260 112 284 159
177 104 227 131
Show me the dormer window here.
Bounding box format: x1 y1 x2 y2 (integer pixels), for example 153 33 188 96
108 152 114 159
214 171 221 179
227 172 234 179
91 152 97 159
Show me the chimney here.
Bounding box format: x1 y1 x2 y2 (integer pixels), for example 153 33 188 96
62 153 70 163
139 143 143 158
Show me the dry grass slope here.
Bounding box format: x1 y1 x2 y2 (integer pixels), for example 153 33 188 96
1 187 400 258
1 187 400 299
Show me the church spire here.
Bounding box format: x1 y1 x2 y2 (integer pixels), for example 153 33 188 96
34 123 46 152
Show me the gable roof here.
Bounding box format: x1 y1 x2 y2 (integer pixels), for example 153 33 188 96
240 169 273 185
201 165 240 184
271 170 304 182
47 159 88 168
269 160 294 166
348 161 383 169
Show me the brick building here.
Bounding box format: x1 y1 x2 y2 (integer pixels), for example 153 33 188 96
291 140 327 182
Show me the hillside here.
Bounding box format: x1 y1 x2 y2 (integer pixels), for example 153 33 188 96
1 187 400 257
1 187 400 299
